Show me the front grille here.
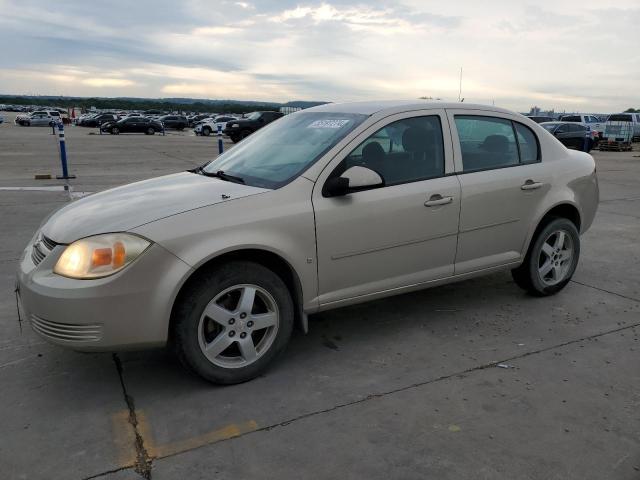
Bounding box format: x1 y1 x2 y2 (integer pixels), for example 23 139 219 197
31 315 103 342
31 244 46 265
41 235 58 251
30 234 60 266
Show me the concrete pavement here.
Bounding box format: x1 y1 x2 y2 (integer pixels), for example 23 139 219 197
0 113 638 479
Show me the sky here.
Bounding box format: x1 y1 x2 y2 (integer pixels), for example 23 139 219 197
0 0 638 112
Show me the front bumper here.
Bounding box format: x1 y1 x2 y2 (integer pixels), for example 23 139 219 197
16 237 192 351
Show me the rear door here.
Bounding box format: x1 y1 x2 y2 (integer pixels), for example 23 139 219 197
312 109 461 306
447 110 550 274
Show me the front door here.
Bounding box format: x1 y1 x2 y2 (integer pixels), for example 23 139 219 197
312 110 461 307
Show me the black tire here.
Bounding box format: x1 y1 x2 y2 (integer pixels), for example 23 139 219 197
202 126 211 136
240 129 252 139
511 217 580 296
172 261 294 384
112 127 119 135
230 135 240 143
147 127 155 135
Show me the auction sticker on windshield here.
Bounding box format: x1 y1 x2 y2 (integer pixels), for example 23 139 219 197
307 119 350 129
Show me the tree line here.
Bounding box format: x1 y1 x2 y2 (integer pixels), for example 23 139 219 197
0 96 280 114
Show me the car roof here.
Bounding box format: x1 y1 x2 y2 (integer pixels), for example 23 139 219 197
307 100 515 116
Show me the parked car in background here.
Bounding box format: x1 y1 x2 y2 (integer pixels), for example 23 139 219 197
559 114 605 138
17 101 599 384
101 116 163 135
79 113 119 128
527 116 554 124
188 114 211 127
540 122 593 151
223 111 284 142
159 115 188 130
16 110 59 126
195 115 238 136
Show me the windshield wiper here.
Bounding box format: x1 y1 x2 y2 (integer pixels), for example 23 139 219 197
195 167 245 184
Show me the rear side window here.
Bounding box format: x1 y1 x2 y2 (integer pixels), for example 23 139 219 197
561 115 581 122
455 116 519 171
455 115 540 172
514 123 539 163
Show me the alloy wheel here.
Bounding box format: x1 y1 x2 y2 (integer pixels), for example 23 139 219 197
537 229 573 286
197 284 279 368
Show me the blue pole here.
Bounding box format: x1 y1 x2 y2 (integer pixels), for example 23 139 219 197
217 124 223 154
55 122 76 180
583 128 590 152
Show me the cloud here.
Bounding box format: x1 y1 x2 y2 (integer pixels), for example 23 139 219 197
0 0 638 111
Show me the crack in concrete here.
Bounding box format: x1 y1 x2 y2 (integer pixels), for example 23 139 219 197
80 465 134 480
113 353 153 479
155 319 640 463
570 279 640 303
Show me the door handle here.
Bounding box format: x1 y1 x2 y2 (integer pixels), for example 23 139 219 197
424 194 453 207
521 180 544 191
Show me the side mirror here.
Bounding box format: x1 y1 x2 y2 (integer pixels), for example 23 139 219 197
323 166 384 197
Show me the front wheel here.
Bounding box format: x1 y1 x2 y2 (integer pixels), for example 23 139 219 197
111 127 119 135
512 217 580 296
202 126 211 136
146 127 155 135
172 261 294 384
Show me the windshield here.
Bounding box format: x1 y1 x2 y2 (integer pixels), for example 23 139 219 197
245 112 261 120
202 111 367 188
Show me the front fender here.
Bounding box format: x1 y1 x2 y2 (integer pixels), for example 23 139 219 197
131 177 318 313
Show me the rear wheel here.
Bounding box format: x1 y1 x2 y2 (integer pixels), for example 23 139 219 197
146 127 155 135
202 126 211 136
172 261 294 384
111 127 119 135
512 217 580 296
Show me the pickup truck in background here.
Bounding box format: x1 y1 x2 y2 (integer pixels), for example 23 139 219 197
559 114 605 138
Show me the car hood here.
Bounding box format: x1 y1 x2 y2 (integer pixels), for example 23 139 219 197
42 172 269 243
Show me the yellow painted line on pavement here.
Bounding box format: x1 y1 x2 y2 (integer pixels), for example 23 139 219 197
112 408 259 465
150 419 259 458
111 409 137 467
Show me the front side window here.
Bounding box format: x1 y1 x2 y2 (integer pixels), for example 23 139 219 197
336 115 445 186
203 111 367 188
455 116 519 171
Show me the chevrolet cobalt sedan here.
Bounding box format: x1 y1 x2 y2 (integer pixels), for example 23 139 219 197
17 101 599 384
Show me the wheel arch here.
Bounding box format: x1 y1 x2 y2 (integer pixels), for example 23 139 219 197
523 202 582 257
169 248 308 342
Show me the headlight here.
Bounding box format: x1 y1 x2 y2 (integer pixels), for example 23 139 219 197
230 123 239 128
54 233 150 279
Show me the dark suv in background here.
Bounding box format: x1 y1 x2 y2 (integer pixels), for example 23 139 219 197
159 115 188 130
223 111 284 143
540 122 594 151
